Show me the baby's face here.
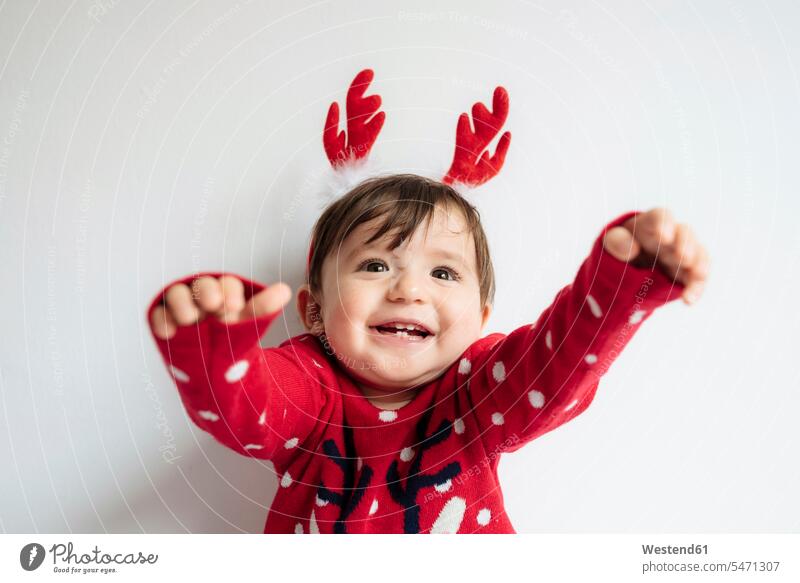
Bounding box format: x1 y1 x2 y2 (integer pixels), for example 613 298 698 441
315 205 491 392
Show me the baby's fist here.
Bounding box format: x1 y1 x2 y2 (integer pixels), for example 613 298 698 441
150 275 292 340
603 208 709 305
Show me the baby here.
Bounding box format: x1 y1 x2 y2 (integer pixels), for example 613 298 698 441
147 174 708 533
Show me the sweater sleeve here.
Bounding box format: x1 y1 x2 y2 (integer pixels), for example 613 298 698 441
461 211 685 453
146 272 327 466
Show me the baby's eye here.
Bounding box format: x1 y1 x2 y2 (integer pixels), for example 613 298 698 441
432 267 460 282
358 258 389 273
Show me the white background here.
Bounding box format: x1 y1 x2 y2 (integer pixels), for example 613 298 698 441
0 0 798 533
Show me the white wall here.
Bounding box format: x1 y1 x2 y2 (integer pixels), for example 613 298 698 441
1 0 798 533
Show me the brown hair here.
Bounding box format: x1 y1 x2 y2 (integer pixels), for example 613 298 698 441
306 174 495 308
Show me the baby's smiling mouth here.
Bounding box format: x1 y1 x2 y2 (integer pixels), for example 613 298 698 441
369 320 433 340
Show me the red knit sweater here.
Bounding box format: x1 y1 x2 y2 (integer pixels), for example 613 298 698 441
147 211 684 533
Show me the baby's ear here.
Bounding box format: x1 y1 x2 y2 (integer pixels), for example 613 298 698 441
480 302 492 331
296 284 324 335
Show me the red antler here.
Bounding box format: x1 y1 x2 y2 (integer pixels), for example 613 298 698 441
443 86 511 187
323 69 385 167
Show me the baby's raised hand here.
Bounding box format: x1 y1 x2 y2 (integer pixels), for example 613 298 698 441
602 208 709 306
150 275 292 340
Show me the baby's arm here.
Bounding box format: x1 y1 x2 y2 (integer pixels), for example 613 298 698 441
147 274 326 466
460 209 709 453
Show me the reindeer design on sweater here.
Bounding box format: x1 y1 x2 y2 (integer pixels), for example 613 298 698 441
315 425 374 534
386 407 463 534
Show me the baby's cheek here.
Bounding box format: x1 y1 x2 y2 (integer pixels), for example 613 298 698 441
329 323 365 356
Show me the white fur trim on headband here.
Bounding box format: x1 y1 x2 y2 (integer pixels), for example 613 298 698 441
315 156 385 207
301 156 486 213
446 180 482 208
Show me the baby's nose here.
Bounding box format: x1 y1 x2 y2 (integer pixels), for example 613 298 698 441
387 269 425 303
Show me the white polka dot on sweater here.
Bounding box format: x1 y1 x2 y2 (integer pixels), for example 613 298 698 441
309 510 320 534
492 361 506 383
491 412 504 425
564 399 578 412
458 357 471 375
400 447 415 462
284 437 299 449
244 444 263 450
586 294 603 318
476 508 491 526
434 479 452 493
629 309 646 325
431 496 466 534
528 390 545 408
368 499 378 516
224 360 249 383
258 409 267 425
280 471 293 488
378 410 398 423
453 418 465 435
545 330 553 350
197 410 219 422
315 495 328 507
169 365 190 383
585 354 598 364
294 522 303 534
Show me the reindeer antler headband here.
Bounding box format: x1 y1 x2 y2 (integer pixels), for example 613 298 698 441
307 68 511 270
